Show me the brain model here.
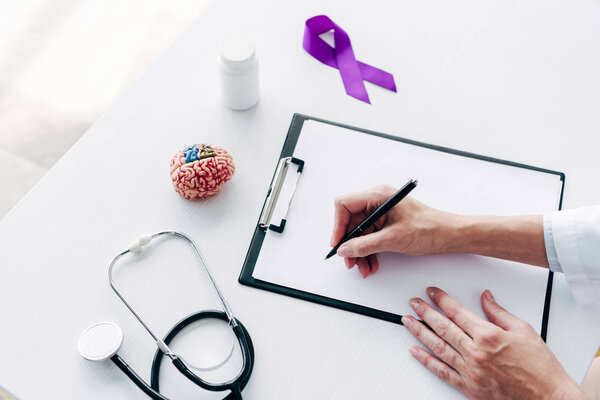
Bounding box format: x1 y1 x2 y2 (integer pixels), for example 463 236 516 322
170 144 235 200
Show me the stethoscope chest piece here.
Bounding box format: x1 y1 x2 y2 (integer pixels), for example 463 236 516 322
78 321 123 361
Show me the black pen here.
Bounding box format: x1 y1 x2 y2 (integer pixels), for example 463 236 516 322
325 179 418 260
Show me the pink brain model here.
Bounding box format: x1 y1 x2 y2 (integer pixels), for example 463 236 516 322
170 144 235 200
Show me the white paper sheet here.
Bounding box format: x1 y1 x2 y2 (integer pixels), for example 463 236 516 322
253 119 563 331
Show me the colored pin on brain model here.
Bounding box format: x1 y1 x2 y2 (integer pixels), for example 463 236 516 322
170 144 235 200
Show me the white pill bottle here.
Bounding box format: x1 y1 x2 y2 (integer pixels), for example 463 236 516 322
217 34 259 111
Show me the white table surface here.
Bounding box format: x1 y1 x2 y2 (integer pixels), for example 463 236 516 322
2 0 600 398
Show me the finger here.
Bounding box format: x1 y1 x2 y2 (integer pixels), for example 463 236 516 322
426 287 488 337
409 346 466 393
409 297 472 354
402 315 464 370
344 257 356 269
331 199 352 246
481 289 524 331
331 186 394 246
356 257 370 278
335 185 395 215
367 254 379 274
337 229 391 258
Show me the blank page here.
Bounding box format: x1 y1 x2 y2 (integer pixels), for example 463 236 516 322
253 120 563 331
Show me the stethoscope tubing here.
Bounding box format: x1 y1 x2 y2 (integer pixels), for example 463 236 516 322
151 312 254 397
109 311 254 399
107 231 254 399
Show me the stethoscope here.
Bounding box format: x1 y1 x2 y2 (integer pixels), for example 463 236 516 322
78 231 254 399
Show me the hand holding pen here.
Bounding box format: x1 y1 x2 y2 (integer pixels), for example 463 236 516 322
328 182 587 400
328 181 457 278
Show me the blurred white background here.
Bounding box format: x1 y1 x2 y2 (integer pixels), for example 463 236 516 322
0 0 213 219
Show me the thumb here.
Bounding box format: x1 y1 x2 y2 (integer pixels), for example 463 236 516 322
481 290 521 331
337 230 390 258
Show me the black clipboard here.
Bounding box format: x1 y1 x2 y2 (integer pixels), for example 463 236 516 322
239 113 564 341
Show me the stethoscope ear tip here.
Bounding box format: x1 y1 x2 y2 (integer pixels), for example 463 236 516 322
79 321 124 361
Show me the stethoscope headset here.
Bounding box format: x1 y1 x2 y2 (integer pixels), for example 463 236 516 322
78 231 254 399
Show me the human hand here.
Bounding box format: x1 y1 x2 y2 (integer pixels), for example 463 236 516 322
402 287 586 400
330 185 456 278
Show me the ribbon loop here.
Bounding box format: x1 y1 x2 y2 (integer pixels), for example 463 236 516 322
303 15 397 104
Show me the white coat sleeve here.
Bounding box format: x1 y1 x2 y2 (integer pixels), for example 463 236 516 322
544 206 600 305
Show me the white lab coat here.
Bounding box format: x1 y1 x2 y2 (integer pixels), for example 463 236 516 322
544 206 600 305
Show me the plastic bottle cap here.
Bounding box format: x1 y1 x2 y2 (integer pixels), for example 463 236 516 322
218 34 256 71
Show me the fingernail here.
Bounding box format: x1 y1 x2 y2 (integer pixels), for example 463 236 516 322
337 246 352 258
409 346 419 357
427 287 436 298
409 298 420 310
359 265 368 278
484 290 495 302
402 316 413 328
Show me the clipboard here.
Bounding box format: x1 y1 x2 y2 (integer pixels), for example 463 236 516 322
239 114 564 340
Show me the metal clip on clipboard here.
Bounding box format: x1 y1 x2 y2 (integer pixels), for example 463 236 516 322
259 157 305 233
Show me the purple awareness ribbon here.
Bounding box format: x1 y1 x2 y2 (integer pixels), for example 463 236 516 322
303 15 397 104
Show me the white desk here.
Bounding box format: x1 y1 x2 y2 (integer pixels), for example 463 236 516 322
2 0 600 398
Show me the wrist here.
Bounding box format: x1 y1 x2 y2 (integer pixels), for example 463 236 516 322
439 214 516 254
438 214 548 267
431 211 466 254
546 376 587 400
435 213 474 254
